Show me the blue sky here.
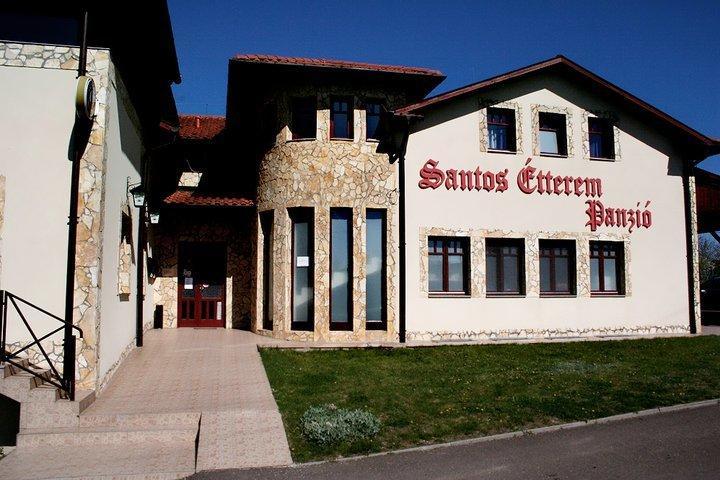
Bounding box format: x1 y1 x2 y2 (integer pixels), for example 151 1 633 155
169 0 720 168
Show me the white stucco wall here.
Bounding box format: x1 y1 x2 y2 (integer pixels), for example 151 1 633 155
97 61 146 384
404 74 692 339
0 65 75 339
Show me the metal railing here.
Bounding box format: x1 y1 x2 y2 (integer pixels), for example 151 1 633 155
0 290 83 400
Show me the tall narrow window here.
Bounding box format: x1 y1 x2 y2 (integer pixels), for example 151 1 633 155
330 208 352 330
487 107 516 152
589 117 615 160
330 97 353 139
291 97 316 140
428 237 470 295
486 238 525 295
590 241 624 295
366 209 386 328
539 112 567 156
539 240 576 296
365 100 383 141
290 208 314 329
260 211 274 330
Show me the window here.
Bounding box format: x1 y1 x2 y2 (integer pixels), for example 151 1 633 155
538 112 568 156
428 237 470 295
590 241 624 295
290 208 314 329
486 239 525 295
540 240 576 295
366 209 386 328
487 107 516 152
366 101 383 141
589 117 615 160
291 97 316 140
261 102 277 148
330 97 353 139
260 211 274 330
330 208 352 330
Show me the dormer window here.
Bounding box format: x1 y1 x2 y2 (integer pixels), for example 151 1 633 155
330 97 353 140
487 107 517 152
539 112 567 156
589 117 615 160
291 97 316 140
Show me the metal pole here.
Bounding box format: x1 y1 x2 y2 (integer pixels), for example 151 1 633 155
62 9 89 401
136 204 145 347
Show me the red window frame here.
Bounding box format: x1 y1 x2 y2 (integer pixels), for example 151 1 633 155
538 112 568 156
291 97 317 140
588 117 615 160
486 238 525 296
330 96 353 140
539 239 576 296
428 237 470 295
590 241 625 295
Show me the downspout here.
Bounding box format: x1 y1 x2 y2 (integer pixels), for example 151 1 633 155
63 8 89 401
397 122 409 343
397 117 410 343
135 160 146 347
682 159 699 334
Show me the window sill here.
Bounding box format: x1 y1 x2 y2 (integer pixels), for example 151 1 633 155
365 322 387 331
486 293 525 298
366 138 380 143
540 293 576 298
487 149 518 155
330 137 354 142
590 293 625 298
287 138 316 142
429 292 471 298
539 153 568 158
589 157 616 162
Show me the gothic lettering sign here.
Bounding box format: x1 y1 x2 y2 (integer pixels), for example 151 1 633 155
418 157 652 233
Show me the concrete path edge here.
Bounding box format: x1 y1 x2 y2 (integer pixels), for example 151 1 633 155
288 398 720 469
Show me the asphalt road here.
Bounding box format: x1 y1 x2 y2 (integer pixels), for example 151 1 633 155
190 404 720 480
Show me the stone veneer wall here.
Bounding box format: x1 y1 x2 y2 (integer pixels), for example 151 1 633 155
411 225 691 341
1 43 111 390
254 87 403 342
152 211 254 329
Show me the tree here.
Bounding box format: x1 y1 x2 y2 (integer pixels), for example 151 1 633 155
699 235 720 284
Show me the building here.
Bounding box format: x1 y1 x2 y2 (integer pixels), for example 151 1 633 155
149 54 719 345
0 2 180 394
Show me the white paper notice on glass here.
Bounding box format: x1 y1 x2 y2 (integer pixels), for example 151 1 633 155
184 277 193 290
296 256 310 267
216 302 222 320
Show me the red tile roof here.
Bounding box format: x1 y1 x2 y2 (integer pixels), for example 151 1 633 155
164 189 254 208
178 115 226 141
232 54 444 78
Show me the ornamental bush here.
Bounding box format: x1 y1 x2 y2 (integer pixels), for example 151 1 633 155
300 404 380 446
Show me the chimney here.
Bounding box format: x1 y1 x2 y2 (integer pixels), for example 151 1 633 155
195 116 201 129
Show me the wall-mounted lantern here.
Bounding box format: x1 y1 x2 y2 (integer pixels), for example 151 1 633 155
128 183 146 208
149 211 160 224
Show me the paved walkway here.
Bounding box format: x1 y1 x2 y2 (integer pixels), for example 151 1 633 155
190 403 720 480
85 328 292 471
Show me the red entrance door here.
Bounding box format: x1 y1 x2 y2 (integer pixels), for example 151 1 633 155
177 243 226 328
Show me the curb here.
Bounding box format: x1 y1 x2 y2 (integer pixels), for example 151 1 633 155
294 398 720 468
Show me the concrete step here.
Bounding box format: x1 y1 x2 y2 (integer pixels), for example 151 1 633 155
2 357 32 377
19 390 95 429
0 441 196 480
16 424 198 448
79 411 200 429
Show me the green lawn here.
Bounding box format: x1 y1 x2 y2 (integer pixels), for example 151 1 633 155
260 336 720 462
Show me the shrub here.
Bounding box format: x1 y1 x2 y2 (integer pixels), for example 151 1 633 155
300 404 380 446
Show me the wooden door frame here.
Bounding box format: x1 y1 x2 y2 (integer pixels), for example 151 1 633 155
177 242 227 328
